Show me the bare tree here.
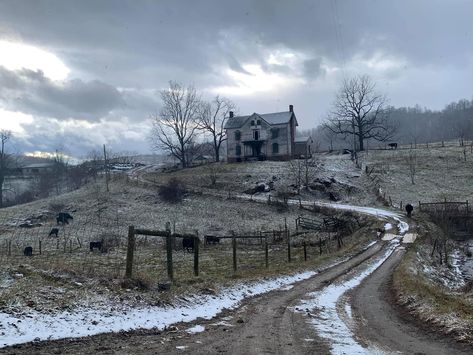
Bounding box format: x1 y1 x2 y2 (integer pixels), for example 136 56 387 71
198 95 236 162
0 130 13 208
150 81 202 168
288 157 320 194
324 75 395 152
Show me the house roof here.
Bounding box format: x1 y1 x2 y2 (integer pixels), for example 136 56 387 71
224 110 298 129
294 136 312 144
21 163 55 169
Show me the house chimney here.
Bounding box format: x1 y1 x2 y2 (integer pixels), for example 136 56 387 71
229 111 234 118
289 104 293 113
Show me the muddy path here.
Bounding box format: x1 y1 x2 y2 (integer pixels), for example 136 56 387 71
1 242 387 355
2 236 470 354
351 247 472 355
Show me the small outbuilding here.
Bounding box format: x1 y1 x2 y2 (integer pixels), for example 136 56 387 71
294 136 314 158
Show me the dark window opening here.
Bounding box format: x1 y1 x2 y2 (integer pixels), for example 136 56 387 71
256 120 261 125
271 128 279 139
272 143 279 153
234 130 241 140
253 130 259 140
236 145 241 156
250 120 255 126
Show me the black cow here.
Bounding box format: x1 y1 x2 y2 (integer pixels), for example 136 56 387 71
405 203 413 217
90 241 103 252
182 237 195 252
23 246 33 256
49 228 59 237
388 142 398 149
56 212 74 225
204 235 220 245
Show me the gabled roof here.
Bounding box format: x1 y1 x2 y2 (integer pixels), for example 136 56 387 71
295 136 312 143
224 110 298 129
21 163 55 169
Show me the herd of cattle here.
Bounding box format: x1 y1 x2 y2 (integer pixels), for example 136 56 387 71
22 211 105 256
21 212 221 256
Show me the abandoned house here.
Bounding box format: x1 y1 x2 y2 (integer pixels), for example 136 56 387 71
225 104 310 162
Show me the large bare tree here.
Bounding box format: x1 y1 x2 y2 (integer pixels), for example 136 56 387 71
0 130 13 208
150 81 202 168
198 95 236 162
325 75 394 152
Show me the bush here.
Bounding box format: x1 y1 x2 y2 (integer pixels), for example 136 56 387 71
158 178 187 203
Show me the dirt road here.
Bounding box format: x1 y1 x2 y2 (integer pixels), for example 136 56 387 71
2 240 469 354
351 247 471 355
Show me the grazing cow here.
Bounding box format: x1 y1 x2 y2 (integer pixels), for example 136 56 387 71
182 237 195 252
405 203 413 217
388 142 398 149
204 235 220 245
49 228 59 237
23 246 33 256
90 241 103 252
56 212 74 225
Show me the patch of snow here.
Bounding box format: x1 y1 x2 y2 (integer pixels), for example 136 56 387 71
384 223 393 231
280 285 294 291
345 303 353 319
295 240 400 355
0 270 317 348
402 233 417 244
186 325 205 334
381 233 398 241
176 345 188 350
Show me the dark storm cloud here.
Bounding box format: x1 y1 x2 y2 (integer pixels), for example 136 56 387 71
0 0 472 157
0 66 124 120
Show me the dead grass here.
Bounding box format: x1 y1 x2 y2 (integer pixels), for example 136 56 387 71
393 221 473 344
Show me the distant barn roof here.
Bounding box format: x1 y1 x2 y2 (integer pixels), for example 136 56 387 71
21 163 55 169
295 136 312 143
224 111 298 129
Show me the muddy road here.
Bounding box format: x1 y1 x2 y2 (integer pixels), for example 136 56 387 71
2 240 470 355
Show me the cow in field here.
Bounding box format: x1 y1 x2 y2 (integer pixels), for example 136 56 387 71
57 212 74 225
405 203 413 217
90 241 103 252
49 228 59 237
182 237 195 252
23 246 33 256
204 235 220 245
388 142 398 149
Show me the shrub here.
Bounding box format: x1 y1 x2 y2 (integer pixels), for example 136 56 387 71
158 178 187 203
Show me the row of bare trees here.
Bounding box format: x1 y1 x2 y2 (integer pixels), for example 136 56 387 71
150 81 236 168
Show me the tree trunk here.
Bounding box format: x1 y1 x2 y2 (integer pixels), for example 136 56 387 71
214 137 220 162
358 132 364 151
0 174 4 208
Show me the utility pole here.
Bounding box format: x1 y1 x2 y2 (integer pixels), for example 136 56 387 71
103 144 109 192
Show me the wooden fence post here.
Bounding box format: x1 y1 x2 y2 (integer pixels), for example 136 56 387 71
232 236 237 272
287 232 291 263
265 236 269 268
39 240 42 255
303 241 307 261
319 237 322 255
125 225 135 278
194 235 199 277
166 231 173 281
8 240 11 256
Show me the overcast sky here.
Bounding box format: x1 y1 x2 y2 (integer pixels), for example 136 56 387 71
0 0 472 158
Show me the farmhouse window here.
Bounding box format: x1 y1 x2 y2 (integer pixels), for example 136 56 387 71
256 120 261 125
271 128 279 139
234 130 241 141
236 145 241 156
253 130 260 140
272 143 279 153
250 120 255 126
